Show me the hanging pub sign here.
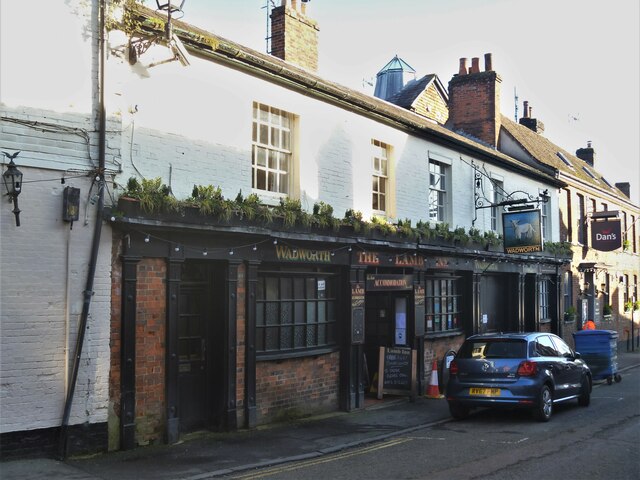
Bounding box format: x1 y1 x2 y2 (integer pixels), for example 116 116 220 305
502 209 543 254
591 218 621 251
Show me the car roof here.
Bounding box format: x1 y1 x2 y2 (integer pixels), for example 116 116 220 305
465 332 549 341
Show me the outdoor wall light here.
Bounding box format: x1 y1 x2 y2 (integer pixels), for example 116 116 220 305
2 151 23 227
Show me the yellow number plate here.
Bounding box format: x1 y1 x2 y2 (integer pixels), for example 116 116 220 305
469 388 501 396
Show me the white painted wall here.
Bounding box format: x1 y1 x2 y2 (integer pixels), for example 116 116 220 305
108 35 559 240
1 0 114 434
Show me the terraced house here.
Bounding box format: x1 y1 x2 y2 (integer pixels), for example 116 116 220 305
1 0 635 458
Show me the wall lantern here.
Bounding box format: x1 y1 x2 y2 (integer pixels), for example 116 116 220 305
2 151 23 227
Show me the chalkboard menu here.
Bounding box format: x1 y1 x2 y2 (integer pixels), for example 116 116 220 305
377 346 416 400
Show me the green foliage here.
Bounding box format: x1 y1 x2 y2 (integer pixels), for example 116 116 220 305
275 197 311 228
370 215 395 236
415 220 433 240
635 301 640 311
565 305 577 315
468 227 483 244
483 230 501 247
343 209 367 234
313 202 339 231
397 219 416 239
123 177 176 213
603 304 613 316
624 301 633 312
452 227 469 244
544 241 573 257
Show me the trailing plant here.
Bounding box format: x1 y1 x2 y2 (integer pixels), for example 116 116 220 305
544 241 573 257
603 304 613 316
313 202 339 231
624 301 633 313
191 184 224 216
275 197 310 228
415 220 433 240
622 239 631 252
635 301 640 311
123 177 177 213
396 219 416 239
434 222 452 240
370 215 395 236
483 230 501 247
565 305 577 315
343 209 367 234
468 227 483 244
452 227 469 245
235 191 260 220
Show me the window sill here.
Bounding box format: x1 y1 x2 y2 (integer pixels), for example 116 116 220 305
424 329 464 340
257 345 339 362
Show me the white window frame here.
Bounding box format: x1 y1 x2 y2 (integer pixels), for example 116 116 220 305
491 176 504 232
371 139 390 214
428 152 451 224
540 188 551 242
252 102 295 199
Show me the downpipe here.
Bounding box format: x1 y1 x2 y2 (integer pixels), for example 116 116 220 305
58 0 107 459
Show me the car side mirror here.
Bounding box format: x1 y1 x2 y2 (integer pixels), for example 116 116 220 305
574 352 581 359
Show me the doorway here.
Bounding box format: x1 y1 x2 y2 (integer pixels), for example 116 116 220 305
363 292 411 387
177 261 225 433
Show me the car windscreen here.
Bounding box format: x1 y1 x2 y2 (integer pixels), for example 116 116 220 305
457 339 527 359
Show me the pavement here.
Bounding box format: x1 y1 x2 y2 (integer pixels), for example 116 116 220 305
2 348 639 480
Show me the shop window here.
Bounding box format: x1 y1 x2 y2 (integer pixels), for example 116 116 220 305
252 102 295 196
425 274 461 333
256 272 337 356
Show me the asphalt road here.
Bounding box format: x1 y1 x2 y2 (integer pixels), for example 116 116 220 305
226 368 640 480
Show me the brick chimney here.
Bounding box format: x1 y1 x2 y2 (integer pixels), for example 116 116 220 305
519 100 545 134
448 53 502 147
615 182 631 199
270 0 319 72
576 141 595 167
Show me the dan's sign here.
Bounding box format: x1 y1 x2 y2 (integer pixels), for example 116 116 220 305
591 219 621 251
502 210 543 254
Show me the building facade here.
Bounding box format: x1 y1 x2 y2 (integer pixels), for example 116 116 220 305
1 0 588 458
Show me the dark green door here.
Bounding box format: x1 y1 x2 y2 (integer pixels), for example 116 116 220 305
178 284 209 432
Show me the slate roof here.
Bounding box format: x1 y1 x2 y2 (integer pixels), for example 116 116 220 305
387 74 437 109
500 115 631 204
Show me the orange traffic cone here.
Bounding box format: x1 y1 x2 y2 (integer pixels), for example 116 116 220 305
425 360 443 399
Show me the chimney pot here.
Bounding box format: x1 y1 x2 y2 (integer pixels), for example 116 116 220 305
484 53 493 71
523 100 529 118
470 57 480 73
458 58 468 75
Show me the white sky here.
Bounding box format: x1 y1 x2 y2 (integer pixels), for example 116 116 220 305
180 0 638 203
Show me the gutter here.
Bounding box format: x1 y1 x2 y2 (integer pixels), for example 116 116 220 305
58 0 107 459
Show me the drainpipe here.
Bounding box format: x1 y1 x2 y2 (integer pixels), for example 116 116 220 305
58 0 107 459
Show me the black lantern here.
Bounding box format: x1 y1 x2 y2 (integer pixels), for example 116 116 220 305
3 152 23 227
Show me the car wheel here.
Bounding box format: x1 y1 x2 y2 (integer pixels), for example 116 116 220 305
578 377 590 407
533 385 552 422
449 403 470 420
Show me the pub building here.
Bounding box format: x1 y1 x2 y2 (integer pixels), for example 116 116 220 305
110 213 565 447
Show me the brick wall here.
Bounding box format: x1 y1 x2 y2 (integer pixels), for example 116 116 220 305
255 352 340 423
270 3 319 72
134 259 167 445
448 70 502 147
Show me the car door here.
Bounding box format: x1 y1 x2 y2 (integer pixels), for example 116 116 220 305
535 335 571 398
550 334 583 396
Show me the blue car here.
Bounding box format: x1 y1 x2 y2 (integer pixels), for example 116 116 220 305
446 332 592 421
